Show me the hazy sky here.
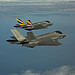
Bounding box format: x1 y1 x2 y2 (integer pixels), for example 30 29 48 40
0 0 75 75
0 0 75 2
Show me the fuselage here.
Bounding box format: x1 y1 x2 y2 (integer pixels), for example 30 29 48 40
7 30 66 48
14 21 53 30
22 31 66 48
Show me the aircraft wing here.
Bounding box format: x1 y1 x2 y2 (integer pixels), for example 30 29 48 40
14 24 26 28
38 38 62 46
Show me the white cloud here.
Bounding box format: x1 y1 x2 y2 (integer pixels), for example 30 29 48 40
11 66 75 75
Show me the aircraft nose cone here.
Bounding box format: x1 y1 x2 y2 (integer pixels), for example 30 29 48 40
50 22 53 25
48 22 53 26
62 34 66 38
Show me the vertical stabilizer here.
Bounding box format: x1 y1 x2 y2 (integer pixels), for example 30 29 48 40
16 19 26 26
27 32 36 41
11 29 27 41
26 20 33 27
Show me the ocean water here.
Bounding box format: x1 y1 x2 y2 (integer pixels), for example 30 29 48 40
0 1 75 75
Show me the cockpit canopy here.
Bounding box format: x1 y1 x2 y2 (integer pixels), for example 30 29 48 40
55 31 62 34
45 21 50 23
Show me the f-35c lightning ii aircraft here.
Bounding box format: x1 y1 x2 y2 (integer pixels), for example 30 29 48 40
14 19 53 30
7 29 66 48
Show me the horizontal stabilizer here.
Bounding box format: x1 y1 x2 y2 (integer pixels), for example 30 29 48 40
7 40 18 44
11 29 27 41
27 32 36 41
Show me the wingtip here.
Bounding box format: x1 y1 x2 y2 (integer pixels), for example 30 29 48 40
16 19 18 20
11 29 17 32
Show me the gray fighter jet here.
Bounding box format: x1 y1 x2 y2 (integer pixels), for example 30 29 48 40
7 29 66 48
14 19 53 31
